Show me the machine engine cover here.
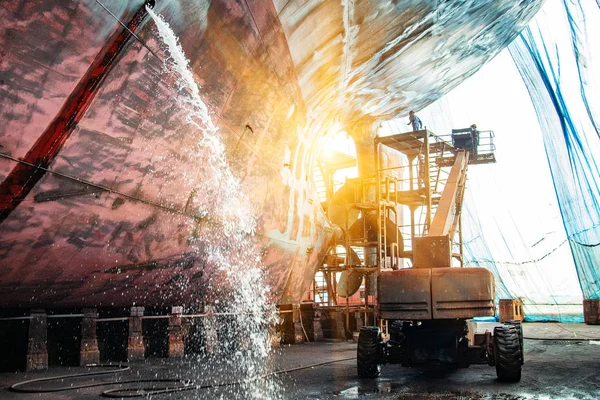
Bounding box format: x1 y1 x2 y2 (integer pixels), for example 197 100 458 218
378 267 495 320
379 268 432 320
432 267 495 319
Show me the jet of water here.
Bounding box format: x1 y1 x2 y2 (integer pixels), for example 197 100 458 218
147 7 281 399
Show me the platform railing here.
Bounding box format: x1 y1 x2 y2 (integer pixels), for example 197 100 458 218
434 130 496 158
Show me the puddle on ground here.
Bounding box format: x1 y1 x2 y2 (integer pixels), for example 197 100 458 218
338 380 405 396
337 383 532 400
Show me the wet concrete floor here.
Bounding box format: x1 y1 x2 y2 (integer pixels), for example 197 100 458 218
1 323 599 399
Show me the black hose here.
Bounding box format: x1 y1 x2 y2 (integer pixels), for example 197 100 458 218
102 356 356 398
8 357 356 398
10 365 130 393
524 336 600 341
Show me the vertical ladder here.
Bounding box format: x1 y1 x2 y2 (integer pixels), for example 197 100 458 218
377 175 401 270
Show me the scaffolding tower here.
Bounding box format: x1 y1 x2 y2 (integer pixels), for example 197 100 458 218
313 126 496 336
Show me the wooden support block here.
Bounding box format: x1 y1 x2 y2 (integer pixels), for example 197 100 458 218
354 312 364 334
127 306 145 361
80 308 100 366
312 308 324 342
279 304 304 344
300 302 322 342
26 309 48 371
332 310 346 340
168 306 184 358
202 305 219 354
583 299 600 325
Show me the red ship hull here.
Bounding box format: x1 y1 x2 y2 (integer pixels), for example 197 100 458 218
0 0 542 307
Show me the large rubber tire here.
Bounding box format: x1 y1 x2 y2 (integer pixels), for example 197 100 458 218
387 321 404 364
357 326 382 378
389 321 404 343
494 324 522 382
505 320 524 364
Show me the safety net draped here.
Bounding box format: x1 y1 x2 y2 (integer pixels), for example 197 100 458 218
383 0 600 322
508 0 600 303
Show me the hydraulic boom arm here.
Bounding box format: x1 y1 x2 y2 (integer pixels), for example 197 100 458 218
428 150 469 238
413 150 469 269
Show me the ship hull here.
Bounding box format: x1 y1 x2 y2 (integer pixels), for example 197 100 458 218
0 0 542 307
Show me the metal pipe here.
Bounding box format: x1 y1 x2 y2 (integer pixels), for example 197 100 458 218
459 212 464 267
97 317 129 322
424 130 432 232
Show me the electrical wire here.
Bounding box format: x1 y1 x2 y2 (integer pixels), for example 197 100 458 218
0 151 190 217
0 310 295 322
469 238 569 266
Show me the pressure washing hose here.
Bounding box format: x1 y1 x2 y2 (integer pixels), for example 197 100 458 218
9 365 131 393
9 356 357 397
10 330 600 396
103 356 357 397
523 336 600 341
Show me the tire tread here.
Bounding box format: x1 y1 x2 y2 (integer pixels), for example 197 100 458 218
357 326 382 378
494 324 523 382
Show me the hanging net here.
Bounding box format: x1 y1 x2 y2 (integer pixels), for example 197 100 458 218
393 0 600 322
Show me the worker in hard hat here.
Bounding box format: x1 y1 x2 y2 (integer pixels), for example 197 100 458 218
407 110 423 131
470 124 480 155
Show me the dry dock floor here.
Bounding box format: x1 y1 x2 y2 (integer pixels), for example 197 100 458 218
1 322 599 399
